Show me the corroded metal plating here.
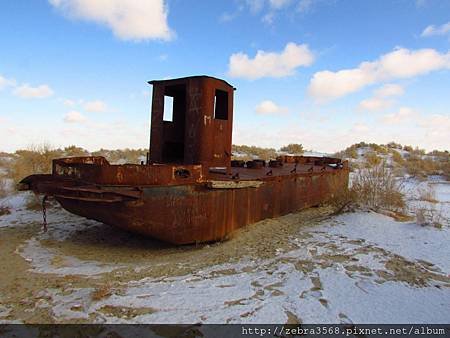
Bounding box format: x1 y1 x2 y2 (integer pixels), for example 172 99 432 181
20 76 349 245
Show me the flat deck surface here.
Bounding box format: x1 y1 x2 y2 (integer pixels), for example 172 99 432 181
208 163 340 181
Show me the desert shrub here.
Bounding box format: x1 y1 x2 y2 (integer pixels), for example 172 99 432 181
417 184 438 203
387 141 402 149
351 163 405 212
405 156 441 178
91 148 147 164
91 284 113 301
279 143 304 154
405 158 423 178
391 150 405 165
333 144 357 159
232 145 277 161
370 143 388 154
0 178 9 198
442 162 450 181
415 206 446 229
364 152 382 167
0 157 9 168
351 162 361 170
378 146 388 155
327 163 405 215
411 147 426 156
348 148 358 159
63 145 90 157
428 149 450 158
357 141 369 148
327 176 357 214
11 144 63 184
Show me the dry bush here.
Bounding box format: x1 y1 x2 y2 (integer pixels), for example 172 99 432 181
63 145 90 157
0 178 9 198
327 162 406 215
279 143 304 154
91 284 113 301
391 150 405 166
232 144 277 161
441 162 450 181
415 206 446 229
405 156 441 178
349 161 360 172
11 144 63 185
351 163 405 213
417 184 438 203
327 182 357 215
91 148 147 164
0 157 9 169
364 152 382 168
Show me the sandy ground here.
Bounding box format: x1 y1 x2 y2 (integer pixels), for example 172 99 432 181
0 179 449 325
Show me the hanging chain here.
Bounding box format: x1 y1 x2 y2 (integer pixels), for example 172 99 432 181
42 195 48 232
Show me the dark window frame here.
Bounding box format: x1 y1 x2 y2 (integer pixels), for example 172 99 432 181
214 89 228 120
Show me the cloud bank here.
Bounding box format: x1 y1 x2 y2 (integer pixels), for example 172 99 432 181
49 0 173 41
255 100 288 114
308 48 450 102
13 84 54 99
228 42 314 80
421 22 450 37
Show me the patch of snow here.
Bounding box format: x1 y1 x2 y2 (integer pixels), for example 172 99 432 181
0 193 42 228
303 151 330 157
316 269 448 324
19 238 125 276
1 176 449 324
317 211 450 274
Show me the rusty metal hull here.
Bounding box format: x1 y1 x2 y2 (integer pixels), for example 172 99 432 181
51 168 348 245
18 75 350 245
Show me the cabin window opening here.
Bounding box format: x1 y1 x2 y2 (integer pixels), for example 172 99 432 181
163 95 174 122
214 89 228 120
161 84 186 163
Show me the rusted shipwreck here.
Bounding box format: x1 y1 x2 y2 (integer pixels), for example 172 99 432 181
20 76 349 244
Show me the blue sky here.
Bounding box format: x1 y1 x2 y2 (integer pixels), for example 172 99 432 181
0 0 449 153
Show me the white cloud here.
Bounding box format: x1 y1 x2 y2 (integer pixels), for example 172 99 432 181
308 47 450 102
228 42 314 80
158 54 168 61
421 22 450 37
359 97 392 112
359 83 404 111
255 100 288 114
374 83 404 97
64 111 87 123
63 99 75 106
269 0 291 9
13 84 54 99
419 114 450 135
382 107 415 125
244 0 265 13
219 12 236 23
351 123 369 133
84 100 107 112
49 0 173 41
261 12 275 25
416 0 427 7
0 75 16 90
297 0 314 13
